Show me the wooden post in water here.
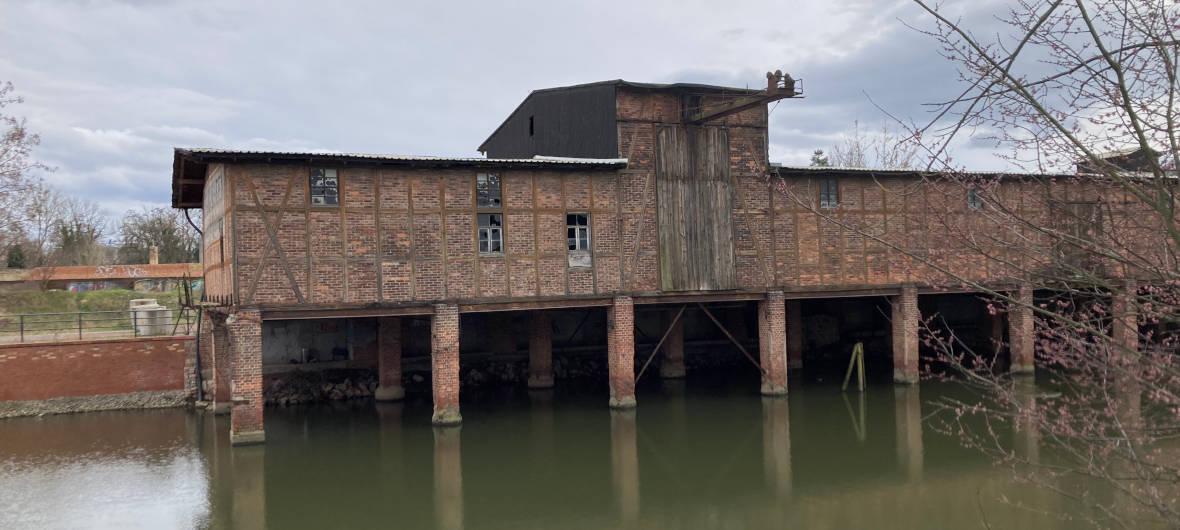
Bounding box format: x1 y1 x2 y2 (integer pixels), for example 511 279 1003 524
842 342 866 392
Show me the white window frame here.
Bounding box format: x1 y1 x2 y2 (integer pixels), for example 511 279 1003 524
310 168 339 206
567 213 590 251
478 213 503 254
476 173 502 209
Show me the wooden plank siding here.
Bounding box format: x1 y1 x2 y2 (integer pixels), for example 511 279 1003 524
655 126 737 291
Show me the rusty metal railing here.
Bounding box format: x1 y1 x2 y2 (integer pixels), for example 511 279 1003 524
0 309 197 343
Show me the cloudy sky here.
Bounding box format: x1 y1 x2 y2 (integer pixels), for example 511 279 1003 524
1 0 1006 219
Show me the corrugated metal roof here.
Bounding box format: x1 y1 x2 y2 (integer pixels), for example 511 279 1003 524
179 148 628 166
172 148 628 208
772 164 1075 178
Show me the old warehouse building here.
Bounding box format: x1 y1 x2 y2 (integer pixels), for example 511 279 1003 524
172 72 1152 445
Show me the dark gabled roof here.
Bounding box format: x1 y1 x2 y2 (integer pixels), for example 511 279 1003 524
477 79 761 153
171 148 627 208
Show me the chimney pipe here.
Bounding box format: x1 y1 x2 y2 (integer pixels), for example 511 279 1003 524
149 246 159 265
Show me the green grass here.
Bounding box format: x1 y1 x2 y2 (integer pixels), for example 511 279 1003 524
0 289 202 336
0 288 199 315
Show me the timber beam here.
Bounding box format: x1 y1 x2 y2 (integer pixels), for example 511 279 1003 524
688 70 800 124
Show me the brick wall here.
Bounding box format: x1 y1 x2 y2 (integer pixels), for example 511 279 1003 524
0 336 193 402
209 90 1156 308
228 309 263 436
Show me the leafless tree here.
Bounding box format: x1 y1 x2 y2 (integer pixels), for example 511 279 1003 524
117 207 199 264
772 0 1180 526
828 120 923 168
0 82 51 248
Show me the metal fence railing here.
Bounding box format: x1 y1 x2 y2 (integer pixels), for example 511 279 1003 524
0 309 198 343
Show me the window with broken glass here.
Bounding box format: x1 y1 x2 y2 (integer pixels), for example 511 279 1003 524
478 214 503 254
567 213 590 251
310 168 339 206
476 173 502 208
819 178 839 209
967 187 983 211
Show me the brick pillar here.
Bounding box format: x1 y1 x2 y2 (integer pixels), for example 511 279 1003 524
376 316 405 401
431 303 462 426
198 311 214 401
786 300 803 371
433 426 464 530
607 296 636 409
1009 283 1035 374
183 339 198 401
758 291 788 396
762 396 792 498
1111 280 1139 355
528 311 554 389
891 284 920 384
228 309 264 445
659 309 685 379
610 409 640 524
894 385 924 480
210 316 232 414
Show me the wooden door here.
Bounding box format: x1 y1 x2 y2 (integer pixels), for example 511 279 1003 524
656 126 737 291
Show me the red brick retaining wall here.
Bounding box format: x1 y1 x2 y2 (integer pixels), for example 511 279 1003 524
0 336 194 402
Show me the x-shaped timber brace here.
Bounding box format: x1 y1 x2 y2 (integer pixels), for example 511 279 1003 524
634 303 766 383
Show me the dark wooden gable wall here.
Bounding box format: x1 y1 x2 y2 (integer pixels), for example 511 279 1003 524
481 84 618 159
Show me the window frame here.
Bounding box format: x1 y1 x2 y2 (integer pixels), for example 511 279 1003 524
309 168 340 207
476 173 502 209
566 213 591 252
967 187 983 211
477 213 504 255
819 178 839 209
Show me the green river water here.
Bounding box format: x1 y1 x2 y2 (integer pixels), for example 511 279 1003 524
0 379 1096 529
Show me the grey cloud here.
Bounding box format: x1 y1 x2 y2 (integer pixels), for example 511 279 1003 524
3 0 1021 219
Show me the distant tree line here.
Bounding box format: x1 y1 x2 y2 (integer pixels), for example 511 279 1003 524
0 80 199 270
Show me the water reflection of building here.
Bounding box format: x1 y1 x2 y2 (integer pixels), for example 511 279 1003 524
610 409 640 525
762 396 792 498
230 444 267 529
894 386 924 481
434 425 464 530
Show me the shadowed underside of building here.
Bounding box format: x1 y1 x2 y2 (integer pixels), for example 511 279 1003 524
171 75 1154 445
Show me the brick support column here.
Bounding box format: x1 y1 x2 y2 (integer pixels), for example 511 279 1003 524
891 284 920 384
228 309 264 445
197 310 214 401
607 296 636 409
659 309 685 379
1111 279 1139 355
431 303 462 426
210 316 232 414
786 300 803 371
376 316 405 401
1009 283 1035 374
758 291 788 395
528 311 554 389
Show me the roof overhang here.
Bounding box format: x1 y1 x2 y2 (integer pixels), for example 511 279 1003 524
170 148 628 209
